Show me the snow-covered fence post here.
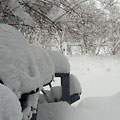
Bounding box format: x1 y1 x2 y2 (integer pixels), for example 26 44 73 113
55 73 70 104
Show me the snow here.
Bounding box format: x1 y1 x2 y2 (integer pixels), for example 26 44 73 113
37 102 75 120
31 44 55 85
69 54 120 100
0 24 42 120
37 93 120 120
36 54 120 120
0 24 41 95
48 51 70 73
47 4 65 22
8 0 34 25
1 24 120 120
77 93 120 120
39 86 62 103
70 74 82 95
0 84 22 120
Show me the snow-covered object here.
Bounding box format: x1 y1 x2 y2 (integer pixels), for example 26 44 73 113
0 84 22 120
8 0 34 25
36 55 120 120
48 51 70 73
0 24 41 95
0 24 42 120
39 86 62 103
31 44 55 85
70 74 82 95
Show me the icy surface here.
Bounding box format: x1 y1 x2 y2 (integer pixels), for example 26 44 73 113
48 51 70 73
0 84 22 120
31 44 55 85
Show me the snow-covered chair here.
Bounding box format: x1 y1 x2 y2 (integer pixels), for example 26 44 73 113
48 51 82 104
0 24 42 120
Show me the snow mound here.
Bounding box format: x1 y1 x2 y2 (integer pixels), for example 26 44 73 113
48 51 70 73
0 84 22 120
31 44 55 85
70 74 82 95
37 93 120 120
0 24 42 120
37 102 75 120
0 24 41 96
39 86 62 103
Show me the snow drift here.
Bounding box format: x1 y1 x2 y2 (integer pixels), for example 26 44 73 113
37 92 120 120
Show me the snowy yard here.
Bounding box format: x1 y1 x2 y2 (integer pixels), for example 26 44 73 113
1 0 120 119
38 54 120 120
70 54 120 100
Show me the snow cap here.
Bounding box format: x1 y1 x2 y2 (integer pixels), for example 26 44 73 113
48 51 70 73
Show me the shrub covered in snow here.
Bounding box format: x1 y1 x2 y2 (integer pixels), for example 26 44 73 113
0 24 43 120
0 84 22 120
0 24 42 95
30 44 55 85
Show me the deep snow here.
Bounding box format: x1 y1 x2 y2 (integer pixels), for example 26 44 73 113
37 54 120 120
0 24 42 120
69 54 120 100
0 84 22 120
1 23 120 120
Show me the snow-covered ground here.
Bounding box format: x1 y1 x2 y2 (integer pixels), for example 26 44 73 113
69 54 120 100
37 54 120 120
